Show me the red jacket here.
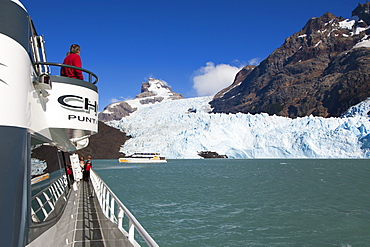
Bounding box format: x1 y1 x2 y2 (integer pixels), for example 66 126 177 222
61 53 84 80
67 167 72 175
85 161 92 171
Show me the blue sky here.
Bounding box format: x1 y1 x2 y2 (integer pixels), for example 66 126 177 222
25 0 360 111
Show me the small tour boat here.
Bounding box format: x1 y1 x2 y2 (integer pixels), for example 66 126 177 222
119 152 167 163
31 173 50 185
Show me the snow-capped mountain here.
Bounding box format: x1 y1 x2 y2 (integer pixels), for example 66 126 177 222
99 78 183 121
101 3 370 159
211 2 370 118
107 96 370 159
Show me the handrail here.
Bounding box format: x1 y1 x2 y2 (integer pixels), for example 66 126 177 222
30 175 68 223
34 61 99 84
90 169 159 247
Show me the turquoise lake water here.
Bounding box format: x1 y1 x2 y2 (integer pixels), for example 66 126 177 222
93 159 370 247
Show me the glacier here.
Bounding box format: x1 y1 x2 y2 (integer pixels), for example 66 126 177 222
108 96 370 159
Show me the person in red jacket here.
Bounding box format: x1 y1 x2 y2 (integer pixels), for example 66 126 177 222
83 155 92 182
66 164 74 184
61 44 84 80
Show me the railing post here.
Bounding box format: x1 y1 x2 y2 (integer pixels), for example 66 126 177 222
118 208 124 231
49 186 57 205
31 208 40 223
89 169 159 247
102 186 107 214
110 197 115 222
105 189 110 217
53 182 61 199
98 182 103 206
36 197 48 220
57 180 62 196
43 192 54 210
31 176 69 225
128 220 135 242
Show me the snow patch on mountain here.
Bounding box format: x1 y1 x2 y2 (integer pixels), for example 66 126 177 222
338 19 356 30
353 38 370 49
108 96 370 159
99 78 184 122
146 79 173 97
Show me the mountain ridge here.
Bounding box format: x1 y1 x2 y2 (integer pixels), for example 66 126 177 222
89 2 370 159
210 3 370 118
99 78 183 122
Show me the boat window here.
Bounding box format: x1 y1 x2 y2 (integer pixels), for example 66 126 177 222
29 145 72 242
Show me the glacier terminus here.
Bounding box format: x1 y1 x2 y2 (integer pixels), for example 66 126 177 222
106 81 370 159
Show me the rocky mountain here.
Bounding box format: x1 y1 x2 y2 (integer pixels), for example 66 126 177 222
135 79 183 102
75 121 130 159
99 78 183 121
98 101 136 123
32 121 130 162
61 79 184 159
211 3 370 118
213 65 256 99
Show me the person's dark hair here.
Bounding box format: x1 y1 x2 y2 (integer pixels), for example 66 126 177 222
70 44 80 54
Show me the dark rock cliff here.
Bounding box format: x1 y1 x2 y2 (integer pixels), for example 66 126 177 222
211 3 370 118
76 121 130 159
32 121 130 161
98 101 136 122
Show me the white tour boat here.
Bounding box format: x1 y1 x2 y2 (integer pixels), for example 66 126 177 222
119 153 167 163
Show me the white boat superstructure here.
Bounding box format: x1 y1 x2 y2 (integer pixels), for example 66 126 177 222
0 1 158 246
119 153 167 163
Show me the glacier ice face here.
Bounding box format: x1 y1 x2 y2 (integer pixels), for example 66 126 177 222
108 96 370 159
342 97 370 117
31 158 47 176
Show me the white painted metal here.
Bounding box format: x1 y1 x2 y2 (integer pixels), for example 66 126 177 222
0 34 36 129
110 197 115 221
43 192 54 211
31 208 39 222
0 29 98 151
70 154 83 181
90 169 159 247
30 175 68 222
45 81 98 133
10 0 26 11
118 209 124 232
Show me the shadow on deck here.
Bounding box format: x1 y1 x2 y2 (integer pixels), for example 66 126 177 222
72 181 132 247
28 180 132 247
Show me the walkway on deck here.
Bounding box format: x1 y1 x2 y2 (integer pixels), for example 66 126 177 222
71 180 133 246
28 180 132 247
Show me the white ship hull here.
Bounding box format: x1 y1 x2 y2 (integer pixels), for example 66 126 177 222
119 153 167 163
119 157 167 163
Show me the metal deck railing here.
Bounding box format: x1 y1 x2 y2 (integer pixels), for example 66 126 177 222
30 175 68 223
90 169 159 247
34 61 99 85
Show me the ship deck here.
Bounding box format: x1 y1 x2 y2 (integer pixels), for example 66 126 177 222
28 180 132 247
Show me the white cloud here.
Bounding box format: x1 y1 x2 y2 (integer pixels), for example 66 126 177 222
110 97 119 103
192 62 242 96
109 96 132 104
248 57 261 65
